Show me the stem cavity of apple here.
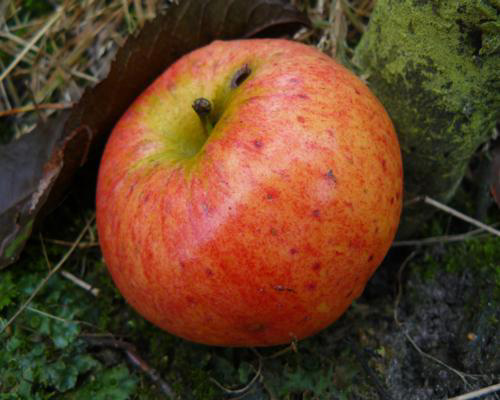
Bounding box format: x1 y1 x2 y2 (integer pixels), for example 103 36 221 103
192 97 213 137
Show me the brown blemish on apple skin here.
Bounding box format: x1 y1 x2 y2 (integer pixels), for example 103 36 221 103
290 248 299 255
230 64 251 89
270 227 278 236
312 209 321 218
253 139 263 148
343 201 353 210
326 169 337 183
246 323 266 333
305 282 317 291
368 254 374 262
380 158 387 172
297 116 305 123
265 188 279 200
272 285 296 293
297 94 309 99
312 262 321 272
201 202 209 215
205 269 214 277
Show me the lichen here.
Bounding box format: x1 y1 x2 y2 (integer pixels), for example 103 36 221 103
353 0 500 236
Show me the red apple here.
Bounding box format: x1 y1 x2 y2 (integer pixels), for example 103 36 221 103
96 39 402 347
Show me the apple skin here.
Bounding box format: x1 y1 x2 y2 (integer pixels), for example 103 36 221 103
96 39 402 347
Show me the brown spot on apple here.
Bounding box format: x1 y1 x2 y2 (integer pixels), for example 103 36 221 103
201 202 209 215
305 282 317 291
290 248 299 255
368 254 374 262
253 139 263 148
265 188 279 200
205 269 214 277
380 158 387 172
326 169 337 182
312 262 321 272
246 323 266 333
297 116 305 123
230 64 251 89
270 227 278 236
312 209 321 217
272 285 295 293
297 94 309 99
343 201 353 210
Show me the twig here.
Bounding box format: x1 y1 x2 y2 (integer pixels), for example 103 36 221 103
393 251 418 326
39 232 52 271
42 238 99 248
410 196 500 237
0 102 72 117
448 383 500 400
392 227 496 247
81 335 176 399
0 7 63 83
26 306 98 329
251 338 299 360
210 358 262 397
0 216 94 335
423 196 500 237
60 270 100 297
0 30 41 52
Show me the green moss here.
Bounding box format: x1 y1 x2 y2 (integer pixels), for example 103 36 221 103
354 0 500 236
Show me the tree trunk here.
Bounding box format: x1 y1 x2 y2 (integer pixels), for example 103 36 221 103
353 0 500 237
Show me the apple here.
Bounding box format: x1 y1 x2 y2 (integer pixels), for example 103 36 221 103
96 39 402 347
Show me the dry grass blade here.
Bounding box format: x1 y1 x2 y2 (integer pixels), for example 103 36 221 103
210 358 263 396
0 7 63 84
82 335 177 399
448 383 500 400
423 196 500 237
60 269 100 297
1 0 160 139
0 102 72 117
0 215 95 335
391 224 499 247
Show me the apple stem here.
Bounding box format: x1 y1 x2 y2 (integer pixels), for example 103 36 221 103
192 97 213 137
